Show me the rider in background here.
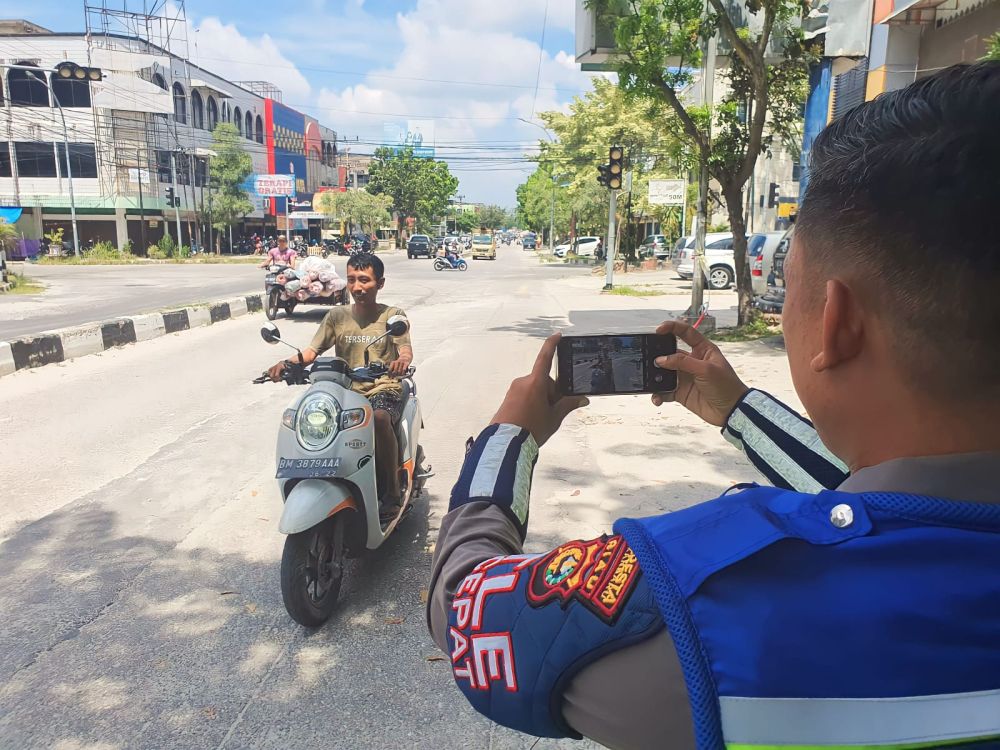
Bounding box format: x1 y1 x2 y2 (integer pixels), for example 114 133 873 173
259 235 297 269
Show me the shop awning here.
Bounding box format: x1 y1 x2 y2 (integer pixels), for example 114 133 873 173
0 207 23 224
190 78 236 98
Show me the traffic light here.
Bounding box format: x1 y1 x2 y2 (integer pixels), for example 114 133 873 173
597 146 625 190
608 146 624 190
54 62 103 82
767 182 780 209
165 187 179 208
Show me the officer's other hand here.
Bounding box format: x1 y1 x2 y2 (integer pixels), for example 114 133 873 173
491 334 589 447
651 320 749 427
267 361 287 382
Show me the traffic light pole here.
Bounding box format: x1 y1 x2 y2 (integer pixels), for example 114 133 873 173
602 189 617 291
170 152 183 249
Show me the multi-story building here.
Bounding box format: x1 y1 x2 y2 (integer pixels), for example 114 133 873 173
0 17 343 255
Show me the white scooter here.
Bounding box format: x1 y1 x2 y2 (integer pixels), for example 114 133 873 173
254 317 432 626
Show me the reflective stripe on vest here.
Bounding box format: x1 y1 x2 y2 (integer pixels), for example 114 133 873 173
720 687 1000 749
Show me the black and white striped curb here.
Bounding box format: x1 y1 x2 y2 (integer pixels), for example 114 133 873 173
0 294 263 378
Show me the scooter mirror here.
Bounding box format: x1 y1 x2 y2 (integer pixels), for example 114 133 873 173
261 323 281 344
386 315 409 338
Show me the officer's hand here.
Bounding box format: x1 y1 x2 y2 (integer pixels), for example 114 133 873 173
491 334 589 447
267 361 287 382
652 320 749 427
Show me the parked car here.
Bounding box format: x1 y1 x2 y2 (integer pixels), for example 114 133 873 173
553 239 571 258
749 231 786 296
407 234 433 259
571 236 602 258
639 234 670 260
521 232 537 250
672 232 741 290
756 226 793 314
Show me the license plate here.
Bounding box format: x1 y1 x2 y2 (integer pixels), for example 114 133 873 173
276 457 341 479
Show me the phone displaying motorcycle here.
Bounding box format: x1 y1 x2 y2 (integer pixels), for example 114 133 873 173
556 334 677 396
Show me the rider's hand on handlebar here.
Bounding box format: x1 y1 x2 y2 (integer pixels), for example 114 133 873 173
651 320 749 427
387 354 412 377
491 334 588 447
267 361 287 382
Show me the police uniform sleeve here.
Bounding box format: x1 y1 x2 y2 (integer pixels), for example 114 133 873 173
722 389 849 491
427 424 676 743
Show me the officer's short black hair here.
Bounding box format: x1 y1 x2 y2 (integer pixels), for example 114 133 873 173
796 61 1000 395
346 252 384 280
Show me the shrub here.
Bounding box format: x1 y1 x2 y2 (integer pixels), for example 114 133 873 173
83 241 132 261
156 234 177 258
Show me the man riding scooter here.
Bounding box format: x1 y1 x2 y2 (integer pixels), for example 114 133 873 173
268 253 414 524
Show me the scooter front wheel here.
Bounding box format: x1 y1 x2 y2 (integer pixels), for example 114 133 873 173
266 287 281 321
281 515 345 627
433 260 446 272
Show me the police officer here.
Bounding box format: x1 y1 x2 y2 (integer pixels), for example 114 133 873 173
428 61 1000 749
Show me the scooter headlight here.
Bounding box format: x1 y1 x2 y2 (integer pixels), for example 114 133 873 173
295 394 341 451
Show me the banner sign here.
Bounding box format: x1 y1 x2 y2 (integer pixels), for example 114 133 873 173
383 120 435 158
648 179 686 206
242 174 296 197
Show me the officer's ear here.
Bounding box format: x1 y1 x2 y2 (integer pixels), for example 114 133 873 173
377 276 386 291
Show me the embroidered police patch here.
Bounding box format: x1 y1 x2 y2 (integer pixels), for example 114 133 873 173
525 535 642 625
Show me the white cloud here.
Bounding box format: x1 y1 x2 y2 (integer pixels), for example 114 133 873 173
188 16 312 102
308 0 600 205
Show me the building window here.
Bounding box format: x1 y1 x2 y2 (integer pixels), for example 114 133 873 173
245 111 253 140
173 82 187 124
8 63 49 107
234 107 243 135
255 115 264 144
191 90 204 129
0 143 11 177
207 96 218 130
151 73 167 90
56 143 98 178
50 68 91 108
221 101 230 124
15 142 57 177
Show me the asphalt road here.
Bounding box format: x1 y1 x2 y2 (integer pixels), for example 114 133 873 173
0 248 786 749
0 261 264 340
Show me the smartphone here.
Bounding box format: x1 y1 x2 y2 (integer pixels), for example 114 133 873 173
556 334 677 396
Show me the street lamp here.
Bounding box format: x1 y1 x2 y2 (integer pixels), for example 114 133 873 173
24 68 82 257
14 63 102 257
518 117 557 254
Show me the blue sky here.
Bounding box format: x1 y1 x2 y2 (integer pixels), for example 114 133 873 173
0 0 603 206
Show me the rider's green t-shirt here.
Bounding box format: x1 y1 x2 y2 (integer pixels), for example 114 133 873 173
308 304 411 397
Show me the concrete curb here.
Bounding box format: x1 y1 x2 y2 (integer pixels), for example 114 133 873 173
0 293 263 378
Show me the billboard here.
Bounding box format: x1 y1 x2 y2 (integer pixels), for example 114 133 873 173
242 174 296 197
383 120 435 158
648 179 686 206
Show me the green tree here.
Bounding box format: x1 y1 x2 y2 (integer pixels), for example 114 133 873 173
207 123 254 253
366 147 459 238
315 190 393 236
0 218 17 253
453 211 478 233
983 32 1000 61
478 204 510 230
528 78 691 259
516 167 571 243
588 0 812 323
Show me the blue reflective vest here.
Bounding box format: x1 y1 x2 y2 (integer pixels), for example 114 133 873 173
615 486 1000 750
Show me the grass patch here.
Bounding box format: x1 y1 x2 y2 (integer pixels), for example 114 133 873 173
605 285 667 297
5 272 45 295
36 254 259 265
709 316 782 342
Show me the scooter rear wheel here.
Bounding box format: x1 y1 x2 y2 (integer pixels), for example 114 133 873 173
281 515 345 627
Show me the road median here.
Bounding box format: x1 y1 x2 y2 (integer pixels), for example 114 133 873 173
0 293 263 378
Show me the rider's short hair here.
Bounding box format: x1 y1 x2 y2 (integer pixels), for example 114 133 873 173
796 61 1000 396
277 235 287 243
347 252 384 280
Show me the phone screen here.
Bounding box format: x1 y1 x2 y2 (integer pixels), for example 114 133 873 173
557 334 676 396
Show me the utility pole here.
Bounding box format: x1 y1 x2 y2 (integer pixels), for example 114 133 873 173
170 151 183 249
686 15 717 331
136 149 146 253
549 173 555 253
603 189 618 290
